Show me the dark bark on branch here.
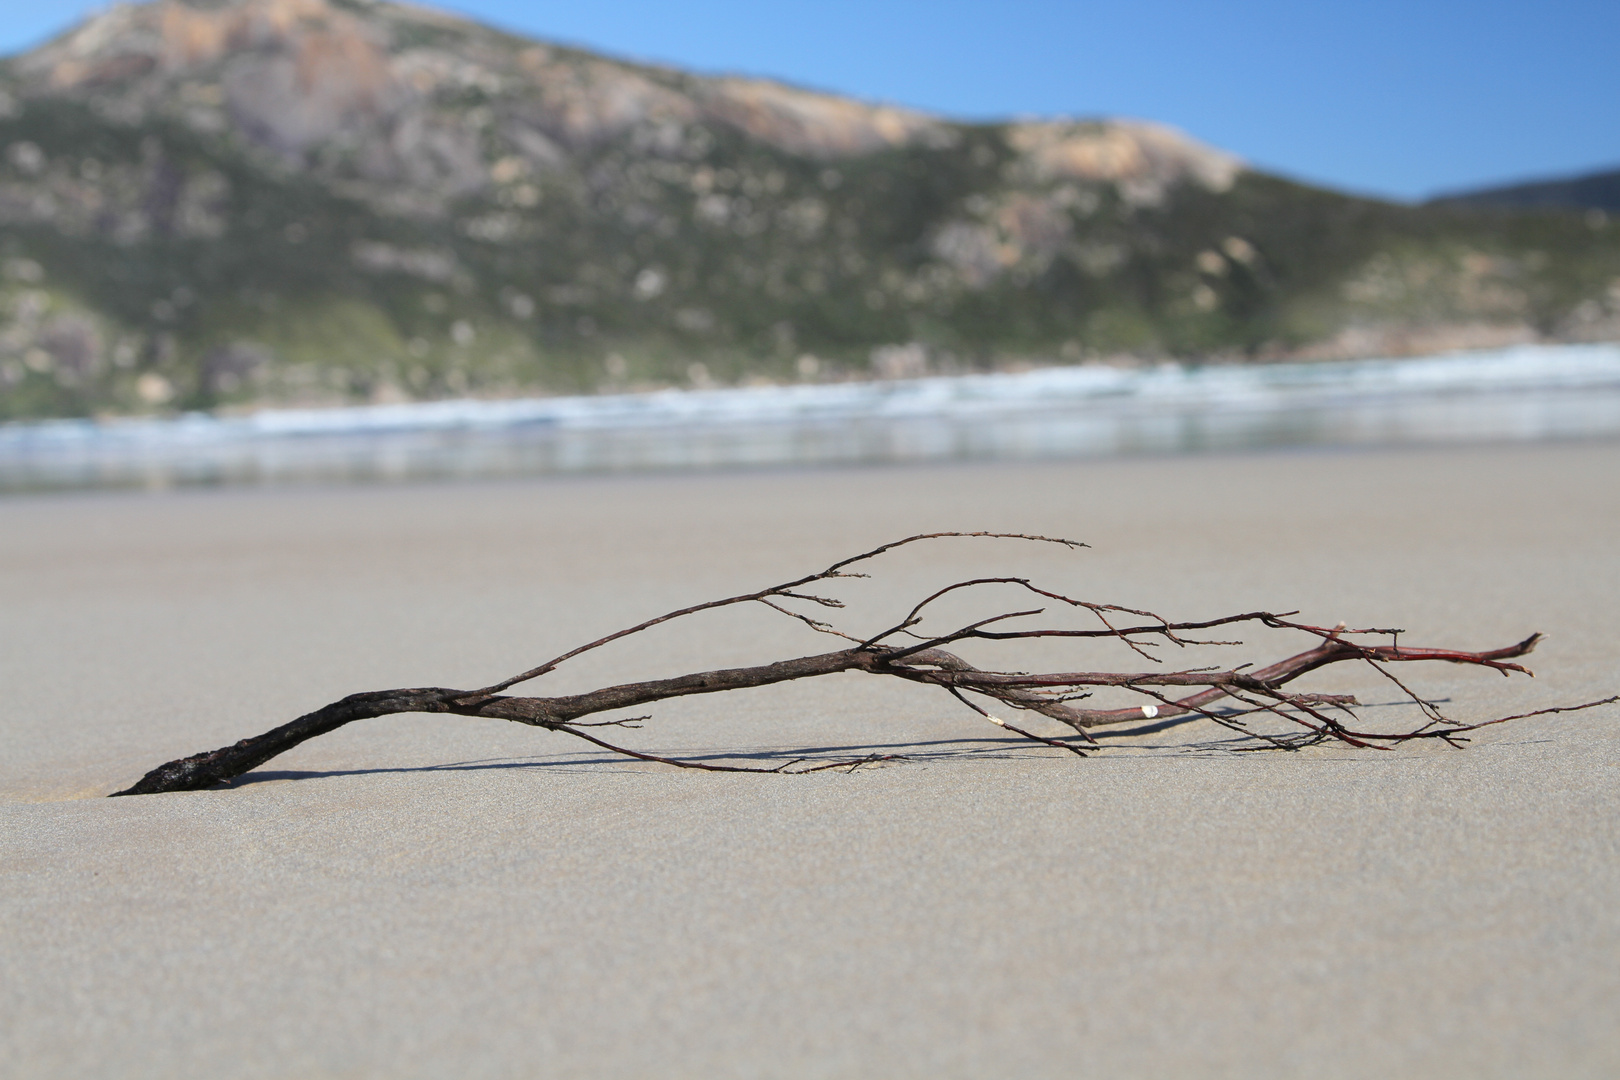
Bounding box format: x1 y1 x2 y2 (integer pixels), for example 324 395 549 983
111 533 1616 797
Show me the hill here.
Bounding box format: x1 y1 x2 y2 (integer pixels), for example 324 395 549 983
1432 167 1620 214
2 0 1619 418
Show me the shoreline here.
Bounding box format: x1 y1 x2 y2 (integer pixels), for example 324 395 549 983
3 342 1619 493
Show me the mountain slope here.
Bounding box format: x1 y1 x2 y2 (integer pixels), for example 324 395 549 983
1433 166 1620 214
1 0 1618 418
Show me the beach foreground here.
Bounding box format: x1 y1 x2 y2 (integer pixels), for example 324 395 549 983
3 443 1618 1078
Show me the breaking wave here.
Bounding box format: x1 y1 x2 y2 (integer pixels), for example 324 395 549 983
3 342 1619 490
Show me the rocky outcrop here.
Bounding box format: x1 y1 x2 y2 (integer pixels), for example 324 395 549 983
697 78 944 158
1007 119 1242 205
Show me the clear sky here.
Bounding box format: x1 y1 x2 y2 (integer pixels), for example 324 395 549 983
3 0 1616 202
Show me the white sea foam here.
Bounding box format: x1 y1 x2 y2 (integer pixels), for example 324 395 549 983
3 343 1618 490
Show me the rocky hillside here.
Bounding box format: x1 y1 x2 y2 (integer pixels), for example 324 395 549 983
2 0 1618 418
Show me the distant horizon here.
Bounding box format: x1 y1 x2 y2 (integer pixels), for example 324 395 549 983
2 0 1616 203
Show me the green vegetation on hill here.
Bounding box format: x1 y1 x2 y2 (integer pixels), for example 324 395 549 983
1 0 1618 420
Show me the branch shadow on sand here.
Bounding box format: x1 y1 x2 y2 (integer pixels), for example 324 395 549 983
221 701 1444 788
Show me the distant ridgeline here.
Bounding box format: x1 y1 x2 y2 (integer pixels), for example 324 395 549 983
1 0 1618 419
1431 168 1620 215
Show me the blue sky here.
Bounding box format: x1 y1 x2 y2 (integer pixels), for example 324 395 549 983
3 0 1616 201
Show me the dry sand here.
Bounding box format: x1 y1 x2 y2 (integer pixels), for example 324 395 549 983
3 441 1618 1078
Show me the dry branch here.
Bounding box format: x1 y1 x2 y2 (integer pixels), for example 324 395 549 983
111 533 1616 796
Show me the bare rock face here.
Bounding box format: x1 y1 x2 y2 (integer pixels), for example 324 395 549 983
27 0 402 144
1007 120 1243 205
18 0 473 205
215 13 400 153
697 78 944 158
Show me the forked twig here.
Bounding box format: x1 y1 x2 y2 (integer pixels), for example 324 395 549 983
111 533 1615 796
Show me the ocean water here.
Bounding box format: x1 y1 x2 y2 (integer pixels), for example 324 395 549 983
3 342 1619 491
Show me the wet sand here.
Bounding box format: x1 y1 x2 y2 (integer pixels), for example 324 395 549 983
3 441 1618 1078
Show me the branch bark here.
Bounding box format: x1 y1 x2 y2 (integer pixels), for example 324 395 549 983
111 533 1616 796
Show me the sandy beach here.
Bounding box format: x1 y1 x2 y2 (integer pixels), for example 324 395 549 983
3 441 1618 1078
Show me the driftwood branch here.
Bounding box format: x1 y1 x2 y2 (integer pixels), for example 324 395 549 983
112 533 1616 796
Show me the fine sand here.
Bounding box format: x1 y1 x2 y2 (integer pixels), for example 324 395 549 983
3 441 1618 1078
